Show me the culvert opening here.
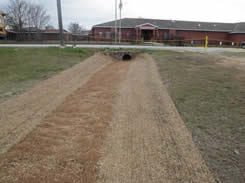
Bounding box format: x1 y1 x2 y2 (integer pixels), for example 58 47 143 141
106 51 135 61
121 54 132 61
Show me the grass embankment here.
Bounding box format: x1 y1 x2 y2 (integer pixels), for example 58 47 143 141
152 50 245 183
0 48 93 103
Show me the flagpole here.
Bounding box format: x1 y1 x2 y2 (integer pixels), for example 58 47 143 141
119 0 122 43
115 0 118 44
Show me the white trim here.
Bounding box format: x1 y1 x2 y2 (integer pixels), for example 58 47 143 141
93 26 238 33
230 32 245 34
158 27 232 32
135 23 159 28
93 26 133 29
140 26 156 30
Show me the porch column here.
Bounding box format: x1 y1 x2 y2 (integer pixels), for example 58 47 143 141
136 28 138 41
155 28 159 40
139 28 141 40
153 29 155 41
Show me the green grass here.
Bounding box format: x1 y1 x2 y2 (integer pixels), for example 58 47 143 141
152 50 245 183
0 48 94 102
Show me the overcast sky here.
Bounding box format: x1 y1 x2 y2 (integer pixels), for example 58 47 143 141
0 0 245 29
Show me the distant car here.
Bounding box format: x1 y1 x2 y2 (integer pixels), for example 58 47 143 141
241 42 245 49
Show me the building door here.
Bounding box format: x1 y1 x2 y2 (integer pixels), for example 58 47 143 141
141 30 153 41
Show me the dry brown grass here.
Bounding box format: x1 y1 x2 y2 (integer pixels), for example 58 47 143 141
153 50 245 183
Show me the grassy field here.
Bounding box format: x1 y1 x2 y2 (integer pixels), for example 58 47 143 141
0 48 94 103
152 50 245 183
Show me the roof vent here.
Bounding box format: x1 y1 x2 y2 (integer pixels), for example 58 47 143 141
214 24 216 27
171 19 176 23
198 24 201 27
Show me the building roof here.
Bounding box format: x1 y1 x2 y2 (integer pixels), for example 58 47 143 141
93 18 245 33
231 23 245 33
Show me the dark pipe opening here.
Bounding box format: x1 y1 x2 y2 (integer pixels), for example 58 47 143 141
122 54 132 61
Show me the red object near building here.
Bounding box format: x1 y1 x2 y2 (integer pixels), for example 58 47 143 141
92 18 245 45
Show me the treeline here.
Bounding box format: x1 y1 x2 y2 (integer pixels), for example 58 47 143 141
3 0 51 32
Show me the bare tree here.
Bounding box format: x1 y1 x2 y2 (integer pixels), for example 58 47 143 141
68 22 85 34
31 4 50 30
5 0 28 31
26 3 50 30
5 0 50 32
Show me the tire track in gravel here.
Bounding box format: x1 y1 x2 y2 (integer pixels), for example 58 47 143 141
0 58 130 183
96 54 215 183
0 53 112 154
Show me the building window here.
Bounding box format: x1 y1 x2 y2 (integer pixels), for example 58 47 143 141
164 32 169 40
175 33 179 39
99 32 103 37
106 32 110 39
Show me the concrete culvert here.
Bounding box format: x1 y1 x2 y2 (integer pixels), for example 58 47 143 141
106 51 134 61
121 54 132 61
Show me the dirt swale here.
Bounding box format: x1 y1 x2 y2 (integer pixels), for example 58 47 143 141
0 53 216 183
96 54 215 183
0 58 129 182
0 53 112 154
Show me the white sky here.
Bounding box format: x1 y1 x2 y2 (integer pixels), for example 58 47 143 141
0 0 245 29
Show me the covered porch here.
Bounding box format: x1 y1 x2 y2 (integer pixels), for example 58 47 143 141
135 23 159 41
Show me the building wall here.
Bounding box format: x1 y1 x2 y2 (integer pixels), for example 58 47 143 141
230 34 245 42
176 30 229 41
92 27 245 43
93 27 136 41
120 28 136 41
93 28 110 40
158 29 172 40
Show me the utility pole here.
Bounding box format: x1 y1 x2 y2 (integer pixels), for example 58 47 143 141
119 0 123 43
115 0 118 44
57 0 64 47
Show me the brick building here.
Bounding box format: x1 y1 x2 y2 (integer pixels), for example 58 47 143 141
92 18 245 45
